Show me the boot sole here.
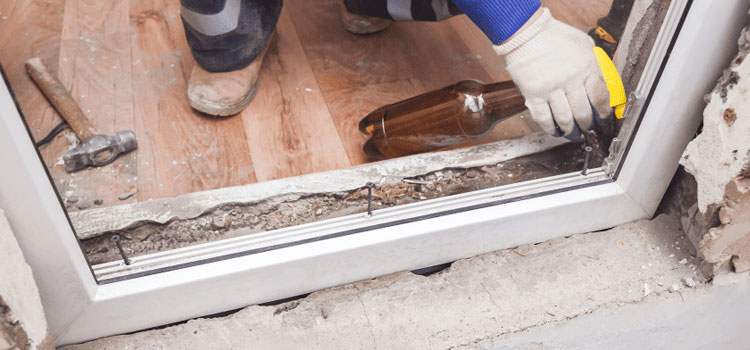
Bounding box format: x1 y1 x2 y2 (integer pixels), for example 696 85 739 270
343 20 393 35
188 31 276 118
189 79 260 118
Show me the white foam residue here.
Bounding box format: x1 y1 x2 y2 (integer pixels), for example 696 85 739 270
463 94 485 113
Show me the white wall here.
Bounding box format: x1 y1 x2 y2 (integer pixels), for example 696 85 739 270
0 209 52 350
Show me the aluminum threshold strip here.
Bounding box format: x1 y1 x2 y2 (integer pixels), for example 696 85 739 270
94 168 609 281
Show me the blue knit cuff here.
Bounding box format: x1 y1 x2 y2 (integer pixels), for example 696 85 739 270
452 0 541 44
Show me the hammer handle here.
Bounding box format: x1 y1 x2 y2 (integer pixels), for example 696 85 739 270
25 57 97 142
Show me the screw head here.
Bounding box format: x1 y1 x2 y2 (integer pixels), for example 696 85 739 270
111 235 120 242
366 182 375 189
584 146 593 152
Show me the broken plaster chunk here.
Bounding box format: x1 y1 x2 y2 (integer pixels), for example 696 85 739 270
118 191 137 201
680 33 750 213
643 283 652 297
669 283 681 293
198 218 209 228
66 195 79 204
683 277 697 288
679 258 688 264
212 214 232 230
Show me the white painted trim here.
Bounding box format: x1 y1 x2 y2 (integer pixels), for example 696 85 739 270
1 0 745 345
0 71 97 340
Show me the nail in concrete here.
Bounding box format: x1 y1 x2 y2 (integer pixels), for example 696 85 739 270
582 146 593 176
366 182 375 217
111 234 131 265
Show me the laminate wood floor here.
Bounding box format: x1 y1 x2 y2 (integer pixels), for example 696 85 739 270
0 0 612 209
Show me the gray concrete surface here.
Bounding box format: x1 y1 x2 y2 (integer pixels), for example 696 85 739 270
0 209 53 350
62 214 716 350
465 272 750 350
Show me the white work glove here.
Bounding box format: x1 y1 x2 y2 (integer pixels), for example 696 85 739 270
494 8 611 138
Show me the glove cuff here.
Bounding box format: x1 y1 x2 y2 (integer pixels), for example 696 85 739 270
452 0 541 45
493 8 553 56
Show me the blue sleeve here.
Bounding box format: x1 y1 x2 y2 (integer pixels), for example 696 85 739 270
451 0 541 44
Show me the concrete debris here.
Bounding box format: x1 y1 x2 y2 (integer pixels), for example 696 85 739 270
680 24 750 276
211 214 231 230
699 178 750 273
681 26 750 214
669 283 680 293
643 283 652 297
683 277 697 289
69 132 570 240
118 191 137 201
65 196 79 204
80 143 601 264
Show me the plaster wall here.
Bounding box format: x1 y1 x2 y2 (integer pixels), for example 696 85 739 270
0 209 52 350
681 20 750 274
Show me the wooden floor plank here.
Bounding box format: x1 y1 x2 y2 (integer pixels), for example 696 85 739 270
285 0 418 93
0 0 65 143
241 9 351 181
129 0 258 201
448 17 511 83
396 18 493 90
46 0 138 207
323 79 427 165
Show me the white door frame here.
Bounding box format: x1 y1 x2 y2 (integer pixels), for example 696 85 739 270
1 0 746 345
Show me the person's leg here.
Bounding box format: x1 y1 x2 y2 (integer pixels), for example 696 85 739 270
181 0 281 116
344 0 463 22
181 0 281 72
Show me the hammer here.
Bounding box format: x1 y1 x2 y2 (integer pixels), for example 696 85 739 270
25 57 138 173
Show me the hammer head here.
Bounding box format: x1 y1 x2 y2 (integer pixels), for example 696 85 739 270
63 130 138 173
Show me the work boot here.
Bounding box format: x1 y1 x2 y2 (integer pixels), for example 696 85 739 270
187 33 275 117
339 0 393 35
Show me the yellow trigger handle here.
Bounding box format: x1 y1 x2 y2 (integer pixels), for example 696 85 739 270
593 46 627 119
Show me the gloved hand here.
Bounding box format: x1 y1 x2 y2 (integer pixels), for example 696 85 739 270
494 8 611 138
